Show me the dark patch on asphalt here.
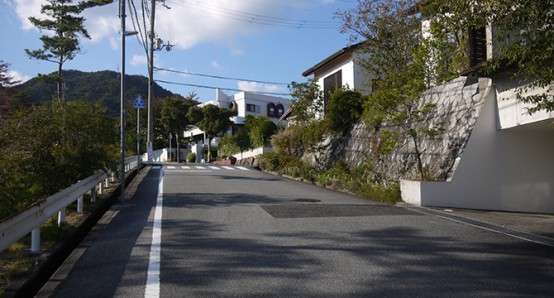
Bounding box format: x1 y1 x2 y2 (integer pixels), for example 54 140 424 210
260 204 421 218
292 198 321 203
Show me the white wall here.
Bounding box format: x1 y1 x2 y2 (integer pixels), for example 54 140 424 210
495 75 554 129
402 79 554 214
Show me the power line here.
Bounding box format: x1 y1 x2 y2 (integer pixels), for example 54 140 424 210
156 79 291 97
154 66 288 85
166 0 342 29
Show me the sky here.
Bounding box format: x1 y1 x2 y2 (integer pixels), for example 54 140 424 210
0 0 358 103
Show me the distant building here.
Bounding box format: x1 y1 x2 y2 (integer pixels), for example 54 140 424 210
183 89 291 162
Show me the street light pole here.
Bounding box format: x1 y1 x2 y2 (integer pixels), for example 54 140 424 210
119 0 137 204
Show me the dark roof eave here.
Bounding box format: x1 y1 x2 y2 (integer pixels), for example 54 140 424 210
302 42 365 77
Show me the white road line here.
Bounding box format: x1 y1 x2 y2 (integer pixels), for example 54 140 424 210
167 166 176 169
145 168 163 298
152 166 161 170
195 166 206 169
181 166 190 169
222 166 235 170
209 166 220 170
236 166 249 171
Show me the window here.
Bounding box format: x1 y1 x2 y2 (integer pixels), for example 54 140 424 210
246 103 257 113
267 103 275 117
323 70 342 111
276 104 284 118
468 27 487 67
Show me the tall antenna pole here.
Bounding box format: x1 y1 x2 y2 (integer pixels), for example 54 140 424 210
146 0 156 163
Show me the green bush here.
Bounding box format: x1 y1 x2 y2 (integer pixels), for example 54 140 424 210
257 152 280 172
326 89 365 134
186 152 196 163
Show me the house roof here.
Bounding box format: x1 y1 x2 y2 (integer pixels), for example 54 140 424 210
302 42 365 77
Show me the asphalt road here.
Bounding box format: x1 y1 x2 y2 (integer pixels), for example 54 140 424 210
40 164 554 297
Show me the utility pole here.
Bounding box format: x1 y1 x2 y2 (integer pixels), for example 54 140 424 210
119 0 127 204
146 0 156 164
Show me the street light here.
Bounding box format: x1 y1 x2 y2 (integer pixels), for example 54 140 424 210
120 0 138 204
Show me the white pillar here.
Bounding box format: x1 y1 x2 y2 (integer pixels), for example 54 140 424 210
31 228 40 253
58 208 66 227
77 196 84 213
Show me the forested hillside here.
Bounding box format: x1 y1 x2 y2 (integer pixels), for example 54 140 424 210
15 70 177 116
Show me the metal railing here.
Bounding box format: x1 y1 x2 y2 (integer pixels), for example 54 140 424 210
0 157 139 253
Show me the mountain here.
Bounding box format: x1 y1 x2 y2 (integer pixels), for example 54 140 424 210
15 70 178 116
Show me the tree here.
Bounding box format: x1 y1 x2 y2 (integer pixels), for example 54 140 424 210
187 104 236 162
426 0 554 113
271 80 326 158
25 0 110 100
337 0 443 180
0 100 117 218
244 115 278 148
160 93 198 135
288 79 323 123
0 61 21 125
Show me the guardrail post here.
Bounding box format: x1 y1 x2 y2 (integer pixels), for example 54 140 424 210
91 186 97 202
99 182 104 194
31 228 40 253
110 172 115 182
58 208 66 227
104 177 109 188
77 196 84 213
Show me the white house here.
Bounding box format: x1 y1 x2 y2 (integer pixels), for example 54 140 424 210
402 13 554 214
184 89 291 162
302 42 372 115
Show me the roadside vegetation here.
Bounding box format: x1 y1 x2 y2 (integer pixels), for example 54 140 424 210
218 115 278 158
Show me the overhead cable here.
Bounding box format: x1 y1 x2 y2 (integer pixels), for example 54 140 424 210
156 79 291 97
154 66 288 85
167 0 341 29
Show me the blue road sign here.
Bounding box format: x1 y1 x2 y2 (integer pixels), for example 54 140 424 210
133 94 146 109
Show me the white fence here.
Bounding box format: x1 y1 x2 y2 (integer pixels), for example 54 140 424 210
0 157 139 253
233 146 273 161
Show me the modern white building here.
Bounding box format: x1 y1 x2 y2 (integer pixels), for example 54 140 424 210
184 89 291 162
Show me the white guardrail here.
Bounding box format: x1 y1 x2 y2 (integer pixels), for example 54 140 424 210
0 156 140 253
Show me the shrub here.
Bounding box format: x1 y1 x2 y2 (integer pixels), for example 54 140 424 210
186 152 196 163
257 152 280 172
325 89 365 134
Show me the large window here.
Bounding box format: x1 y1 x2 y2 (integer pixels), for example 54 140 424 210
323 70 342 111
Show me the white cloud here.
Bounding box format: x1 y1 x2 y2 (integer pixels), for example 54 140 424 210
12 0 118 41
7 70 31 84
211 60 221 70
131 55 147 66
11 0 322 54
12 0 43 30
237 81 286 94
